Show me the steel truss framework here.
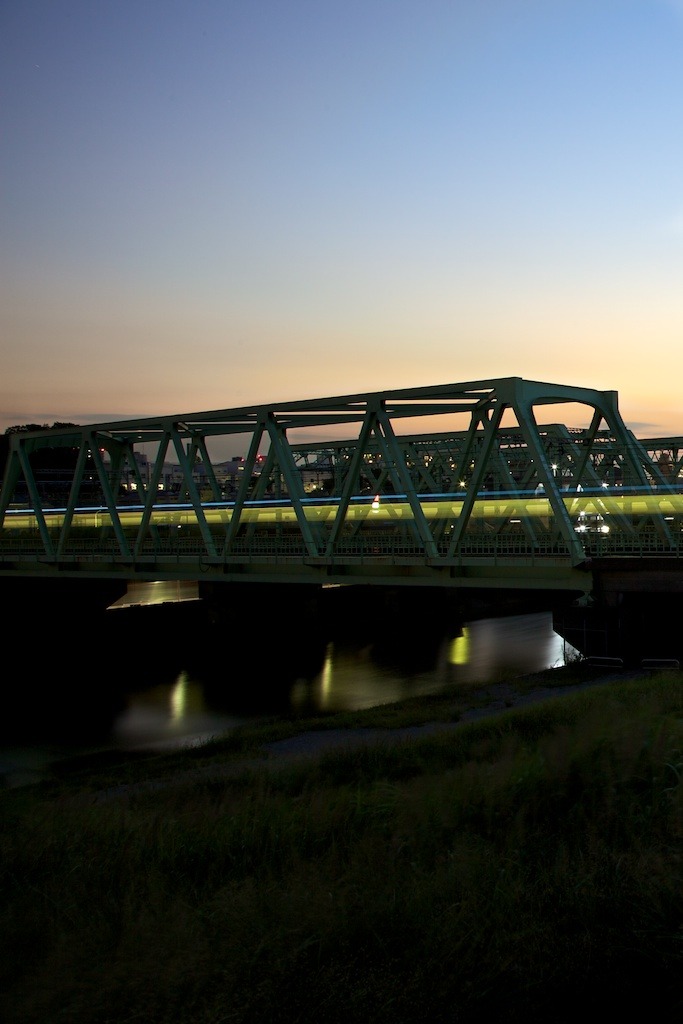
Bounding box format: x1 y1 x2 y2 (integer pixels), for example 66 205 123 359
1 377 681 592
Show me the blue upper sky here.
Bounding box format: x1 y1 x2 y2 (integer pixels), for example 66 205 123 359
2 0 683 441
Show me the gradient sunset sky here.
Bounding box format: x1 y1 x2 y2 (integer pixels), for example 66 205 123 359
2 0 683 441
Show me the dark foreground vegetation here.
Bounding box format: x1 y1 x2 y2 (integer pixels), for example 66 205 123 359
1 665 682 1024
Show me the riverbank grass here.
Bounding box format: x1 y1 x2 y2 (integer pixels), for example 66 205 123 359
1 668 682 1023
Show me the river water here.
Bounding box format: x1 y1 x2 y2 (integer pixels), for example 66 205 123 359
0 591 578 789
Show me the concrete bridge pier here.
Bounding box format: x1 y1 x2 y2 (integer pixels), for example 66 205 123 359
553 559 683 666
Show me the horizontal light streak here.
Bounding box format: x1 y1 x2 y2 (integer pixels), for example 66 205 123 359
3 490 683 531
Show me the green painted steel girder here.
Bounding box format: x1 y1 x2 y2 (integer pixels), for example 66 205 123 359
1 377 681 593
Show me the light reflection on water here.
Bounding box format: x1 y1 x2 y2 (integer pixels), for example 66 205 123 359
289 611 576 714
1 610 577 788
110 672 245 752
447 612 572 682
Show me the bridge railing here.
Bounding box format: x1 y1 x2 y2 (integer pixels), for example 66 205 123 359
2 523 680 564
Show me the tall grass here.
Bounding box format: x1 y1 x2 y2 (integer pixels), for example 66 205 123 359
1 672 681 1023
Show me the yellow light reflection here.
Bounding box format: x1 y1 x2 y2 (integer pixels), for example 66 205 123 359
448 628 471 665
170 671 189 721
320 643 334 704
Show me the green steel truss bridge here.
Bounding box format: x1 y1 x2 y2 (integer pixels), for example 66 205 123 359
2 377 683 600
